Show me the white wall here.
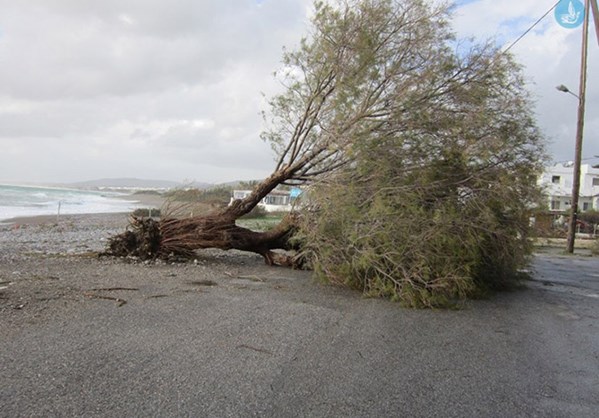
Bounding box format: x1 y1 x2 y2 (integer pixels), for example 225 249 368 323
539 164 599 212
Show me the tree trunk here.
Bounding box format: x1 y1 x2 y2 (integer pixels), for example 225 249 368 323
158 211 301 266
222 167 291 218
104 169 302 266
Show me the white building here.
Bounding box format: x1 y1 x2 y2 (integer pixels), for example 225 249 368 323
231 188 302 212
538 163 599 212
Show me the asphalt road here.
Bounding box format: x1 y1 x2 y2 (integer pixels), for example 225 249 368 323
1 254 598 417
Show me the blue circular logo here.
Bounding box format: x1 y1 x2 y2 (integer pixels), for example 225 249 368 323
555 0 585 28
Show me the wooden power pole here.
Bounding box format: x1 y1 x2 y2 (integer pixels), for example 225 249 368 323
566 0 591 254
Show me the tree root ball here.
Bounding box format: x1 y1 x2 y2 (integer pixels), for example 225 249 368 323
103 217 162 260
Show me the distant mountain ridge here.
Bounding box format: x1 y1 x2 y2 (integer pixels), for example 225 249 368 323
66 178 211 190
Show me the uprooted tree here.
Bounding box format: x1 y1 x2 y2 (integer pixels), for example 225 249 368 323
106 0 546 286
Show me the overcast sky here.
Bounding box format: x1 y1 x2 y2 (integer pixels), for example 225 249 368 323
1 0 597 184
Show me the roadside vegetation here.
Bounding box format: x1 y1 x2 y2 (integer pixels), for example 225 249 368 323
531 209 599 255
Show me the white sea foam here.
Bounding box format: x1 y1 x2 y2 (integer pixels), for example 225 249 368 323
0 184 142 221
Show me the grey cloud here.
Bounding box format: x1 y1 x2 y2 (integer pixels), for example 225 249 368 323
0 1 312 183
0 1 307 101
452 0 599 166
521 32 599 162
22 1 596 184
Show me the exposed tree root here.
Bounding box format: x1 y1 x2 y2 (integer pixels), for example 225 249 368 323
103 213 304 267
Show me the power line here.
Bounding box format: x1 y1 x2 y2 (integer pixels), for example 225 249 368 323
502 1 561 54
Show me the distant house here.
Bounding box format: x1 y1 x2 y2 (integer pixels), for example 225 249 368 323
538 163 599 212
230 188 302 212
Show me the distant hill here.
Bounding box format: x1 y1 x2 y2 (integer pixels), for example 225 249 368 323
67 178 211 190
216 179 263 189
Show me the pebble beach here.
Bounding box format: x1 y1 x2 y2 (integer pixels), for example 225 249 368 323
0 209 305 325
0 213 130 261
0 192 165 259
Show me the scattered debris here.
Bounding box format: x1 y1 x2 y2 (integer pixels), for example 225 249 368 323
83 292 127 307
224 271 265 282
187 280 217 287
30 275 60 281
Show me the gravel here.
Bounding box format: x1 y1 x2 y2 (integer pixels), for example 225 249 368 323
0 213 128 260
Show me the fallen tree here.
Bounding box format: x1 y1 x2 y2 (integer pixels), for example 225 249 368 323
106 0 448 264
105 0 545 275
105 165 318 265
105 207 300 265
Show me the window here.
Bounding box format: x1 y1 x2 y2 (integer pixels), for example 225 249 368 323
583 202 590 211
552 175 561 184
233 191 249 199
264 195 289 205
551 200 561 210
593 178 599 187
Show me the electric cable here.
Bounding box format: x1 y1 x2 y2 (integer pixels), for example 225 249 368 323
502 1 561 54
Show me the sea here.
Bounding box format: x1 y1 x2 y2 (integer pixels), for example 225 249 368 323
0 184 142 223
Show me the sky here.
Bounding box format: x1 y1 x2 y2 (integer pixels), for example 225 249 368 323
0 0 597 184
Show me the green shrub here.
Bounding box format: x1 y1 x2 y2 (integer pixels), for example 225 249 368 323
132 190 163 196
240 205 268 219
132 208 161 217
165 187 231 205
300 165 538 308
579 210 599 234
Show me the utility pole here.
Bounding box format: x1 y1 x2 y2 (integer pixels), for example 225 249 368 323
591 0 599 45
566 0 591 254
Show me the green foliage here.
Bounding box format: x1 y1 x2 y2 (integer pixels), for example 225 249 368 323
293 0 546 308
302 156 540 307
132 190 163 196
237 214 285 232
237 180 261 190
165 187 231 205
239 205 268 219
579 210 599 226
131 208 161 218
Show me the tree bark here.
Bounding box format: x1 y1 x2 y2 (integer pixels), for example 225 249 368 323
158 211 300 266
222 168 290 219
104 190 301 267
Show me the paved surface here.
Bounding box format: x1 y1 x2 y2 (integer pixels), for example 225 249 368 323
532 253 599 294
1 254 599 417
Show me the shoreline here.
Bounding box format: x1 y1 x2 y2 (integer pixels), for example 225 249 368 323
0 192 165 226
0 212 130 227
115 191 166 208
